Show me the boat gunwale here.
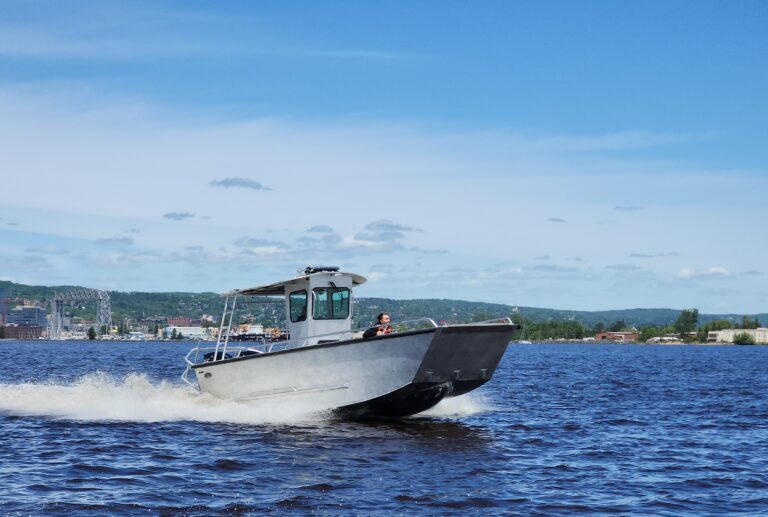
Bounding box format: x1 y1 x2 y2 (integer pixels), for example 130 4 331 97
191 327 439 369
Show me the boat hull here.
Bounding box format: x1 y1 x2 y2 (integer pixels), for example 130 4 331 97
192 324 515 418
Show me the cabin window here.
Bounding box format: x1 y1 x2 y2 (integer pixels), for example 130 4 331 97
289 290 307 322
312 287 350 320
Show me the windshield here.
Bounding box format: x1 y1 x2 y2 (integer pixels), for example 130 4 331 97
312 288 350 320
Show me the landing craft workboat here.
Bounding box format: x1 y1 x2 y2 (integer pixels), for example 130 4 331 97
182 267 517 418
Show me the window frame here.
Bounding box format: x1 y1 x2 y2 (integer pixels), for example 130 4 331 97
288 289 308 322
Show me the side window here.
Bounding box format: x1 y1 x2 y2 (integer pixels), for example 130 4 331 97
312 289 330 319
289 290 307 322
312 288 350 320
331 289 350 318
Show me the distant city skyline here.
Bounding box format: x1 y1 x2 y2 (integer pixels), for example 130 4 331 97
1 1 766 313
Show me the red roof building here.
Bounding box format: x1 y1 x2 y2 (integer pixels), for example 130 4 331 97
595 331 640 342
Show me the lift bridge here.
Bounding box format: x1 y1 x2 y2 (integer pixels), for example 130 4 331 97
49 289 112 340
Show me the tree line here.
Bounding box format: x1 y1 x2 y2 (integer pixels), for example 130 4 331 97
497 309 762 343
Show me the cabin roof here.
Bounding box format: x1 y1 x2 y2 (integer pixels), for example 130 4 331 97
226 271 367 297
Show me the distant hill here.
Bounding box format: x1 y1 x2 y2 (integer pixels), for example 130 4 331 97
353 298 768 329
1 280 765 329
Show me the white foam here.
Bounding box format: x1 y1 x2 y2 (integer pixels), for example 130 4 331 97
0 373 327 425
420 392 494 418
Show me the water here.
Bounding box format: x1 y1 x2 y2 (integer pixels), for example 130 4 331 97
1 341 767 515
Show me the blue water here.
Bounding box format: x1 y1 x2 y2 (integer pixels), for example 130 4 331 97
1 341 767 515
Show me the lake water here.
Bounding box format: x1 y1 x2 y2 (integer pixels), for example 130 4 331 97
0 341 766 515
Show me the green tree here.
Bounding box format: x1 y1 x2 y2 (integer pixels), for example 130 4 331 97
0 325 4 339
741 316 759 329
674 309 699 336
732 332 755 345
608 320 626 332
171 328 177 339
87 326 97 340
639 326 660 342
697 319 733 342
177 331 184 340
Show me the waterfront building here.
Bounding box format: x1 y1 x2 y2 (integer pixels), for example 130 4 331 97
168 316 192 327
162 326 210 340
595 331 641 342
708 328 768 344
6 306 47 327
3 324 43 340
238 323 264 335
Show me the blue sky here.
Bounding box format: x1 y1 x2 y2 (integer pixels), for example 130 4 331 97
0 0 766 313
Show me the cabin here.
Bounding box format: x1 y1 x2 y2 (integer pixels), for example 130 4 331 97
233 266 366 346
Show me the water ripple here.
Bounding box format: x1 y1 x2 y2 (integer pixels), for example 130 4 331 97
0 341 766 514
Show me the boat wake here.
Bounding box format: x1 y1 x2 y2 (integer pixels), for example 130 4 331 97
0 373 328 425
421 392 495 418
0 373 492 424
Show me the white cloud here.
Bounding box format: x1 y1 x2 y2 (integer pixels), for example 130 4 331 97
630 252 680 258
24 245 70 255
605 264 642 271
163 212 195 221
209 178 273 191
677 266 731 279
307 225 334 233
94 236 134 246
353 220 420 243
234 237 290 256
0 5 401 63
0 87 765 310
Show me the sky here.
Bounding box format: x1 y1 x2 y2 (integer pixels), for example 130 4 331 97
0 0 766 313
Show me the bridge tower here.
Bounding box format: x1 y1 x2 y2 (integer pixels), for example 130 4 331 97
49 289 113 340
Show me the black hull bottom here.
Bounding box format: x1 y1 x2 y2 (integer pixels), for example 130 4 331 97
334 378 490 420
335 382 450 419
449 379 488 397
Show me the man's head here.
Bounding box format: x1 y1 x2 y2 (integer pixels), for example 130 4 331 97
377 312 390 325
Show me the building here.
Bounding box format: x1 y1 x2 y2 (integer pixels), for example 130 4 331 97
646 335 684 344
162 326 210 340
237 323 264 335
0 288 8 324
595 331 640 342
3 324 43 339
708 328 768 344
6 306 47 327
168 316 191 327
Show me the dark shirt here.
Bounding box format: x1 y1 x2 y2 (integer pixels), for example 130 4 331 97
362 326 381 339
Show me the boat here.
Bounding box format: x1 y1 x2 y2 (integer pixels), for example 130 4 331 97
181 266 518 418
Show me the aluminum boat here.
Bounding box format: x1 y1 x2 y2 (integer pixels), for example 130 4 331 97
182 267 517 418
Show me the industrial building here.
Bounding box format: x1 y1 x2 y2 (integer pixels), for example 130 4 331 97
162 326 210 340
595 331 640 342
6 306 47 327
708 328 768 344
3 324 43 340
168 316 192 327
